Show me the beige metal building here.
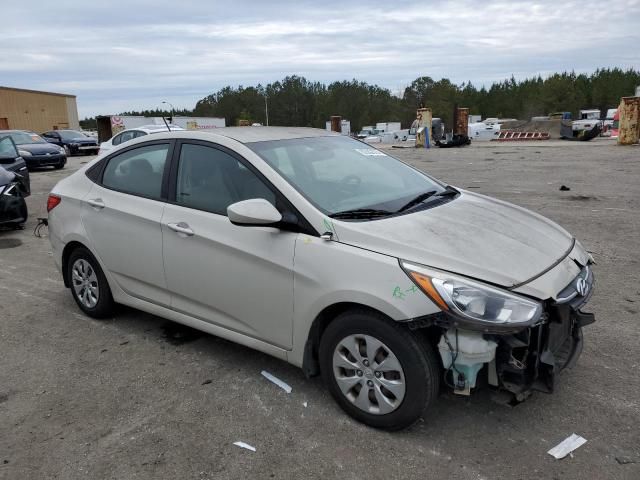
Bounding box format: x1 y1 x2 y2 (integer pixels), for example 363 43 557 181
0 86 80 133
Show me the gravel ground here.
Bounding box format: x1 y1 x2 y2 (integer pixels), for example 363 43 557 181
1 139 639 480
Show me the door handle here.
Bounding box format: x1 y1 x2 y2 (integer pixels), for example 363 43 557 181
87 198 105 209
167 222 194 236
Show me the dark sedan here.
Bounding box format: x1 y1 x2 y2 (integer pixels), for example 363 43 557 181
41 129 99 156
0 134 30 197
2 130 67 170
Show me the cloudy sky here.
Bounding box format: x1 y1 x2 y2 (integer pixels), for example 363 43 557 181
2 0 638 118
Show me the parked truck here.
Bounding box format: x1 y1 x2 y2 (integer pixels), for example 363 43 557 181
376 122 401 133
572 109 602 134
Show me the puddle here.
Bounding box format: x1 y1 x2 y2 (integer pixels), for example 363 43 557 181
161 322 203 345
0 238 23 249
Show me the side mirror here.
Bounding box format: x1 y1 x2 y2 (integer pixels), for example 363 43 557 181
227 198 282 227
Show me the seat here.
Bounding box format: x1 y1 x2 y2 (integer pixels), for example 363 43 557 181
179 156 237 214
126 158 159 198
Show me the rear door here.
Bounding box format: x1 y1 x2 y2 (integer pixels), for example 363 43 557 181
161 141 297 348
82 141 172 306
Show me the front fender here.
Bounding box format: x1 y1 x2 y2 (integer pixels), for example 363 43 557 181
288 235 441 367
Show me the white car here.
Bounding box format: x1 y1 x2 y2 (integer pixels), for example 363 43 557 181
47 127 595 430
98 124 184 155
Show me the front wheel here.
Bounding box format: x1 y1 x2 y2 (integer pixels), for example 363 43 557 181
319 310 440 430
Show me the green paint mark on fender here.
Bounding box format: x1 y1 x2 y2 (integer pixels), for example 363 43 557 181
393 285 419 300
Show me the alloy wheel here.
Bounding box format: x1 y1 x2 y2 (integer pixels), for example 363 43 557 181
71 258 99 308
332 334 406 415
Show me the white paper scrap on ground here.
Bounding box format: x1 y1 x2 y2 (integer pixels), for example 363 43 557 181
261 370 292 393
547 434 587 459
303 402 308 408
233 441 256 452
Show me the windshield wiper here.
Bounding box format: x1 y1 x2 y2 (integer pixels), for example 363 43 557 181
396 186 458 213
329 208 393 219
396 190 437 212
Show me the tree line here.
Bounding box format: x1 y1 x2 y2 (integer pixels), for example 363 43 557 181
81 68 639 132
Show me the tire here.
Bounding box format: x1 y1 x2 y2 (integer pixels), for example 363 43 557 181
319 309 440 430
54 163 64 170
67 247 115 318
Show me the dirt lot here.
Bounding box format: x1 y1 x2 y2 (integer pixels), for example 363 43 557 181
1 139 639 479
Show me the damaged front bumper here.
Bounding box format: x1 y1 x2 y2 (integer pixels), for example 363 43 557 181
413 264 595 398
489 304 594 398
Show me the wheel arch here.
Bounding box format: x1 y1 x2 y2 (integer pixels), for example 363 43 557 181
302 302 396 378
301 302 444 378
61 240 92 287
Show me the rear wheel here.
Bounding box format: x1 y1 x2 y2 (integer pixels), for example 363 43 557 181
319 310 439 430
67 247 114 318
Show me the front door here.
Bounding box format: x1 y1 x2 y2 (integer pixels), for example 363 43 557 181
82 142 171 306
161 142 296 349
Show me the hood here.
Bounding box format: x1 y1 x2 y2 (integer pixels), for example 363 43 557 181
18 143 61 155
332 191 574 288
68 138 97 145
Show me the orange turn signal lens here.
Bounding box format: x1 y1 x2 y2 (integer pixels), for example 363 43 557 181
408 272 449 311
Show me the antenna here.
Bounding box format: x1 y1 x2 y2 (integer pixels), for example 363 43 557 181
161 100 174 132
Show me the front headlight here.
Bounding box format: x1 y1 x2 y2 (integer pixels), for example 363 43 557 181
18 149 32 157
401 261 542 328
57 146 66 155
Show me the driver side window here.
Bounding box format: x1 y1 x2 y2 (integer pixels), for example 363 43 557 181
175 143 275 216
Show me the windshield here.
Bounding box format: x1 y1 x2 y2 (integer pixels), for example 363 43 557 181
249 136 446 215
7 131 47 145
0 136 19 160
59 130 86 140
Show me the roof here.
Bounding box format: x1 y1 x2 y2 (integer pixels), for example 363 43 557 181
127 125 183 133
0 86 76 98
121 127 341 149
204 126 338 143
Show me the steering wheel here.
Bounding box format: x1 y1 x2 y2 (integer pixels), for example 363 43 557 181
340 174 362 188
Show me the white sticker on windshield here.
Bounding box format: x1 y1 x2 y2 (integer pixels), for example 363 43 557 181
355 148 387 156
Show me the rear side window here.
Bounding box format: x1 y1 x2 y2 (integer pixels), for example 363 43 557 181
112 130 140 146
102 144 169 199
